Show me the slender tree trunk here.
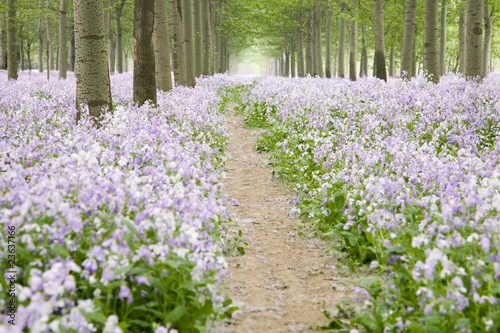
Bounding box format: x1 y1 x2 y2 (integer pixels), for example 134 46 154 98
46 0 54 71
6 0 17 80
459 4 466 74
124 50 128 71
374 0 387 81
465 0 483 80
154 0 173 91
305 10 312 75
372 53 377 76
482 0 493 77
201 0 210 75
184 0 195 85
193 0 202 77
439 0 446 76
171 0 187 85
296 12 305 77
38 16 43 72
401 0 417 78
325 3 332 78
20 40 24 70
74 0 113 125
107 0 115 74
55 44 59 70
27 42 31 71
285 49 290 77
69 25 75 71
333 51 337 76
291 46 296 77
58 0 68 79
115 0 126 74
134 0 156 106
424 0 439 83
0 24 5 70
360 26 367 77
314 0 323 77
338 3 345 78
389 44 395 76
349 0 357 81
412 24 417 77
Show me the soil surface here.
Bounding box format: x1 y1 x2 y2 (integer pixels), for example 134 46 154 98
213 105 355 333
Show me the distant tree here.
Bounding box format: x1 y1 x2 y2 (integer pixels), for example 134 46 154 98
458 2 466 74
201 0 210 76
58 0 68 79
325 3 332 78
401 0 417 79
338 2 345 78
314 0 323 77
465 0 483 79
423 0 439 83
193 0 202 77
349 0 357 81
296 11 305 77
115 0 127 74
374 0 387 81
171 0 187 85
482 0 494 77
439 0 446 75
133 0 156 105
74 0 113 124
184 0 195 86
6 0 17 80
154 0 173 91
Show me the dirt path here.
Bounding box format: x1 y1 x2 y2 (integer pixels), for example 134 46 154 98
214 105 355 332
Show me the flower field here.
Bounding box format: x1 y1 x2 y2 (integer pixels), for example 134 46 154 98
0 72 239 332
235 74 500 332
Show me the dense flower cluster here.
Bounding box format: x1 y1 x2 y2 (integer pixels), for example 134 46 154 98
0 71 237 332
236 73 500 332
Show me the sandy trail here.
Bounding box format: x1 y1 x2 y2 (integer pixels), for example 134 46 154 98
214 105 354 332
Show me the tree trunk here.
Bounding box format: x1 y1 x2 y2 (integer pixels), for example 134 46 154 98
314 0 323 77
171 0 187 85
6 0 17 80
183 0 195 85
115 0 126 74
333 51 337 76
285 49 290 77
0 24 5 70
74 0 113 125
291 46 296 77
389 44 395 77
209 0 216 75
465 0 483 80
193 0 202 77
201 0 210 75
412 24 417 77
106 0 115 74
58 0 68 79
37 16 43 72
374 0 387 81
134 0 156 106
305 10 312 75
400 0 417 78
338 3 345 78
439 0 446 76
46 0 54 71
482 0 493 77
325 4 332 78
360 26 367 77
27 42 31 71
154 0 173 91
20 40 24 70
458 5 466 74
349 0 357 81
124 49 128 71
296 12 305 77
69 25 75 71
424 0 439 83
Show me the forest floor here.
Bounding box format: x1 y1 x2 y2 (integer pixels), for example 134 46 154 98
212 105 358 332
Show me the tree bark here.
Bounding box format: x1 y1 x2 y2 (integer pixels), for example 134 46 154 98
107 0 115 74
349 0 357 81
338 3 345 78
482 0 493 77
285 49 290 77
209 0 216 74
423 0 439 83
360 26 367 77
439 0 446 76
325 4 332 78
465 0 483 80
305 10 312 75
314 0 323 77
171 0 187 84
389 44 395 77
46 0 54 71
374 0 387 81
69 25 75 71
458 4 466 74
58 0 68 79
6 0 17 80
74 0 113 125
154 0 173 91
296 12 305 77
0 24 5 70
201 0 210 75
38 15 43 72
193 0 202 77
400 0 416 78
291 46 296 77
411 24 417 77
27 42 31 71
115 0 126 74
184 0 195 85
134 0 156 106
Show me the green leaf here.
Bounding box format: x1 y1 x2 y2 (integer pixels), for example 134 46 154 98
113 265 131 276
165 306 187 324
123 220 139 237
128 319 152 328
237 246 245 255
165 260 181 269
134 305 165 320
52 244 69 259
79 310 107 326
384 245 408 256
147 275 165 294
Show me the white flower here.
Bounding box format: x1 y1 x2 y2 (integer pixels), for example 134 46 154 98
103 315 122 333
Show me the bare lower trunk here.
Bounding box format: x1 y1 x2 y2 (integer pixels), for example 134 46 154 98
412 25 417 77
58 0 68 79
201 0 210 75
193 0 202 77
296 12 305 77
349 0 357 81
439 0 446 76
389 44 395 77
184 0 195 85
459 5 466 74
333 51 337 76
74 0 113 125
285 50 290 77
482 0 493 77
374 0 386 81
325 4 332 78
171 0 187 85
338 3 345 78
115 0 126 74
133 0 156 106
314 0 323 77
305 11 312 75
154 0 173 91
423 0 439 83
27 42 31 71
291 46 296 77
401 0 417 78
69 26 75 72
0 26 5 70
37 17 43 72
45 1 54 71
107 0 115 74
6 0 17 80
465 0 483 79
360 26 367 77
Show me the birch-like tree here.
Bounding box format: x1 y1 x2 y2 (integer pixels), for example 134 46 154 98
154 0 173 91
